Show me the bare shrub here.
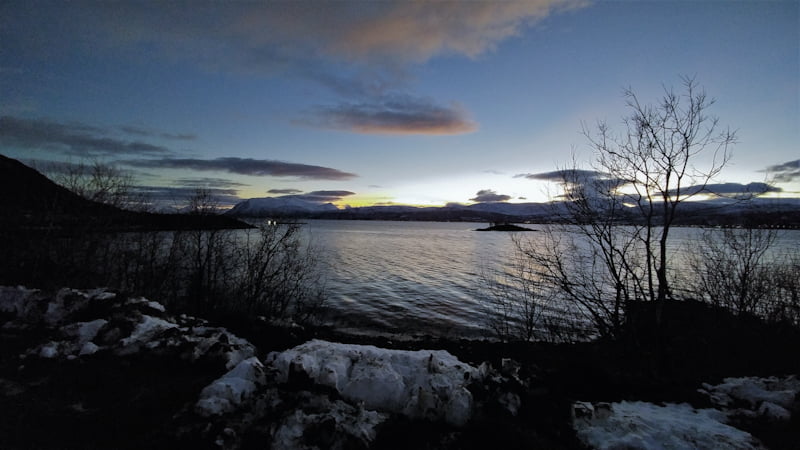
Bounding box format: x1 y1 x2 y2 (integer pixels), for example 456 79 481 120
514 77 735 339
5 179 326 325
686 228 775 315
767 253 800 326
481 245 551 342
686 227 800 326
230 221 326 323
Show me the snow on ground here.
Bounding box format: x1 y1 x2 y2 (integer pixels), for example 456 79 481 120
0 286 255 369
267 339 481 426
573 401 765 450
574 375 800 449
196 357 267 417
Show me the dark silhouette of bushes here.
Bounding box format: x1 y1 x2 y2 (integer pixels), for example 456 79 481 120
0 156 325 326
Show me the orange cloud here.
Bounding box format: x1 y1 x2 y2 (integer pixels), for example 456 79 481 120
328 1 587 63
296 96 477 135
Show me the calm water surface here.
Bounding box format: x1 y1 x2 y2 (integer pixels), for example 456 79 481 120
302 220 800 338
306 220 515 337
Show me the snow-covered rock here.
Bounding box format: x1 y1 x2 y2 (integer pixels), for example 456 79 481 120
196 357 267 417
0 286 42 321
1 286 256 369
700 376 800 411
573 401 764 450
44 288 115 325
700 375 800 422
119 315 178 349
271 399 387 450
267 339 481 426
63 319 108 346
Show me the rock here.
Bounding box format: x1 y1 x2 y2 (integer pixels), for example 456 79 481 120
267 339 481 426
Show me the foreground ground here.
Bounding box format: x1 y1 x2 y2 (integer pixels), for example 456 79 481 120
1 286 798 449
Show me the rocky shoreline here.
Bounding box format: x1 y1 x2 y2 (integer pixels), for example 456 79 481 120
1 286 798 449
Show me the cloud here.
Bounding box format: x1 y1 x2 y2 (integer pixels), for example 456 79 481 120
0 116 171 157
119 125 196 141
268 188 303 195
672 182 781 197
123 157 357 180
86 1 584 67
132 186 242 209
289 190 356 203
297 96 477 135
764 159 800 183
514 169 605 181
4 2 583 101
517 169 633 202
172 177 248 189
311 1 585 64
470 189 511 203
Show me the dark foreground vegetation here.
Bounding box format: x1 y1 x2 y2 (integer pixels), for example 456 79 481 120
1 286 799 450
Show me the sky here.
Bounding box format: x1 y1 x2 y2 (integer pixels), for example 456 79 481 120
1 0 798 209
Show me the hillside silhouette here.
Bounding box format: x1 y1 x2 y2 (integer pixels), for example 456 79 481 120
0 154 250 232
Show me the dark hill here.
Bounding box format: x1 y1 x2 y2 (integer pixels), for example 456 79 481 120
0 154 250 232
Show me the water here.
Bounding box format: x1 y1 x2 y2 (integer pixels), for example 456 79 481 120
306 220 516 337
300 221 800 338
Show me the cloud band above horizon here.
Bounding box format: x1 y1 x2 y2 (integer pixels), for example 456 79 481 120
123 157 357 180
296 96 477 135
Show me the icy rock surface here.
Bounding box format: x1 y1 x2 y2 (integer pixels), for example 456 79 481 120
196 357 267 417
267 339 480 426
573 401 764 450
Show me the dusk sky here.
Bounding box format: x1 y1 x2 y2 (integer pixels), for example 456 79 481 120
1 0 798 209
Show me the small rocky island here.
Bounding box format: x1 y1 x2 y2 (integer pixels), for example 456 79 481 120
476 221 536 232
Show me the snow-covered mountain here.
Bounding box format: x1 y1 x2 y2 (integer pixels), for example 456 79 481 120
226 193 800 227
227 197 339 216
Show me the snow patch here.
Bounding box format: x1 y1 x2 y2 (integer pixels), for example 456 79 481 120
119 315 178 348
271 399 386 450
573 401 764 450
63 319 108 345
196 357 267 417
125 296 166 312
267 339 480 426
44 288 114 325
39 342 60 359
79 342 100 356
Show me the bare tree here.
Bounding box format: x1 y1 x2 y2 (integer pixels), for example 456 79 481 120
517 77 736 338
44 159 140 210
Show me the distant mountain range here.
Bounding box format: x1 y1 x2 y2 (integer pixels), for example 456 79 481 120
226 194 800 228
3 154 798 229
